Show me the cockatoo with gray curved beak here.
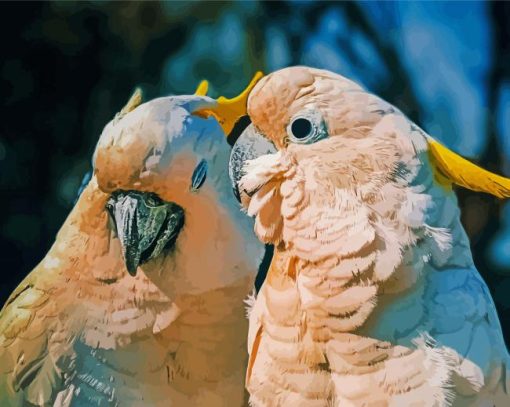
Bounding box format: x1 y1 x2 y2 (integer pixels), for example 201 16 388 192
0 74 265 407
229 66 510 406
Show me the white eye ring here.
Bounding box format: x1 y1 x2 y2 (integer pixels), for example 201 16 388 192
286 110 327 144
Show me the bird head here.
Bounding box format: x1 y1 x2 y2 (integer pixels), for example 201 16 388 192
230 66 510 265
230 67 419 248
89 75 264 294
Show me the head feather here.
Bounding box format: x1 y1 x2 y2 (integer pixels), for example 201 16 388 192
119 87 143 118
194 80 209 96
428 139 510 198
195 72 264 135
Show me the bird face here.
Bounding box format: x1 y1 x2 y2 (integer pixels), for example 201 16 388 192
230 67 422 245
94 96 221 275
91 87 264 294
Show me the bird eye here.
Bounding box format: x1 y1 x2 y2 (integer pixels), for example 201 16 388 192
290 118 313 140
286 110 327 144
191 159 208 191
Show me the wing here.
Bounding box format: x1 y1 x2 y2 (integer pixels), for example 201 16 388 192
425 262 510 403
0 264 72 406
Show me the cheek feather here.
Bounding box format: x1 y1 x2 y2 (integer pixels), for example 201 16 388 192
238 151 296 244
247 182 279 218
239 151 287 200
252 183 284 244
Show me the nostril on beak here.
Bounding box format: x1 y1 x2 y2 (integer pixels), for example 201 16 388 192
106 191 185 276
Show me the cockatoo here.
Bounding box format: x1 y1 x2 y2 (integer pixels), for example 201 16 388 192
230 66 510 406
0 75 265 407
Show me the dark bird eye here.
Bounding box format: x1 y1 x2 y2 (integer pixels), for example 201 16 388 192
290 118 313 139
191 159 208 191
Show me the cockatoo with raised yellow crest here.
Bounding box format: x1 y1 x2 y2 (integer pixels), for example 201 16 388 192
0 74 265 407
229 66 510 406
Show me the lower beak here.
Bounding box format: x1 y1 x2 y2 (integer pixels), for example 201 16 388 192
106 191 184 276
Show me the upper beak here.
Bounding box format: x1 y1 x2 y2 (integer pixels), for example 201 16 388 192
106 191 184 276
229 124 277 203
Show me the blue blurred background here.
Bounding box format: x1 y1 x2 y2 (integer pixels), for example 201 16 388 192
1 1 509 342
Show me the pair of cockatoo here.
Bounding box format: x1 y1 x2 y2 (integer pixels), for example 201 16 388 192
1 66 510 407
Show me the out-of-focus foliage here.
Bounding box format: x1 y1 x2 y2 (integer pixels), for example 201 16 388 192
1 1 509 342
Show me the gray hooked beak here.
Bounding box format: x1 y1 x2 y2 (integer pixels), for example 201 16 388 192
106 191 185 276
228 123 276 296
229 123 276 202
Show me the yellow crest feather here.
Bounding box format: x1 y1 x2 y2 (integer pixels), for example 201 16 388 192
119 87 143 117
195 71 264 135
428 139 510 198
194 80 209 96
